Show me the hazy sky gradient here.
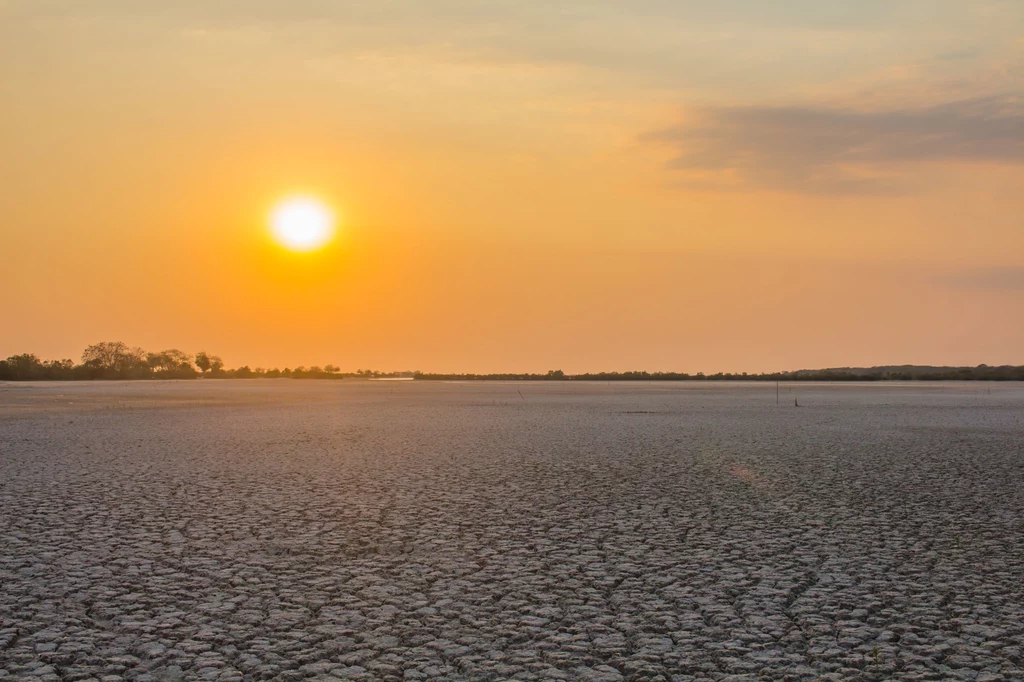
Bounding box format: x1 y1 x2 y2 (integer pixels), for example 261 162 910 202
2 1 1022 372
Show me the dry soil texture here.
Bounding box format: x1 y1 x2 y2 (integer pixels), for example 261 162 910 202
1 380 1023 681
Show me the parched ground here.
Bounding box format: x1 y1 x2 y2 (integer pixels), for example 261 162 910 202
1 380 1022 681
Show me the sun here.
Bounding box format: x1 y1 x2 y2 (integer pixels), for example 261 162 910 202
269 197 335 252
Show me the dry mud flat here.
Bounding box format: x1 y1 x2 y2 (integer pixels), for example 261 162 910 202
1 380 1023 682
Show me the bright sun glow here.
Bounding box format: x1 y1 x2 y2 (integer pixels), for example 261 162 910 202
269 197 335 252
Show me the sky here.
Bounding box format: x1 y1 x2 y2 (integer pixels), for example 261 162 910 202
1 0 1022 373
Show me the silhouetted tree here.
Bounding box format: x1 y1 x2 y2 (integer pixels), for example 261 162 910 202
0 354 79 380
5 354 44 379
46 359 75 378
81 341 147 377
147 349 193 375
195 351 212 374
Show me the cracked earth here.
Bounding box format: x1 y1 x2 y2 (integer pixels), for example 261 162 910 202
1 380 1022 681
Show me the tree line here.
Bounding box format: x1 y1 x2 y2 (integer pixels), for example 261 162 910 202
2 343 1022 381
413 365 1024 381
0 341 400 381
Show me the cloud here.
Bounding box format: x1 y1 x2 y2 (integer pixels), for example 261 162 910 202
10 1 1014 82
945 267 1024 291
648 95 1024 193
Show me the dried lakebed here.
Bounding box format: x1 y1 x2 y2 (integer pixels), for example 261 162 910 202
1 380 1022 681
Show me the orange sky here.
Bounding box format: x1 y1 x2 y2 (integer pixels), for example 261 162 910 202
2 1 1022 373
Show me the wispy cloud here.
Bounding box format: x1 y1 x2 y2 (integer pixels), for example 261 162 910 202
648 95 1024 193
945 267 1024 291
